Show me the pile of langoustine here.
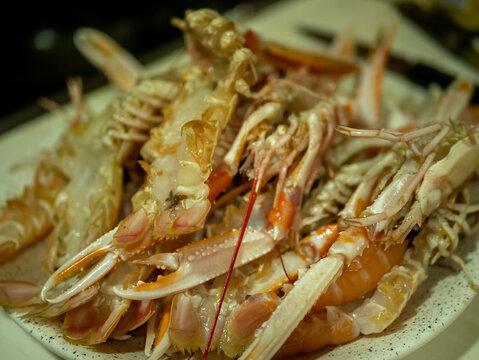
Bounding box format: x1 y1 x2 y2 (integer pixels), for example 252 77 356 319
1 8 479 360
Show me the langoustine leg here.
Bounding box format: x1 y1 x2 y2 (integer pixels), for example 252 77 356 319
240 112 479 359
62 259 154 345
239 226 370 360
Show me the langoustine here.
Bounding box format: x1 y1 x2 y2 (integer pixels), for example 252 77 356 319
158 77 479 359
240 80 479 360
0 7 478 360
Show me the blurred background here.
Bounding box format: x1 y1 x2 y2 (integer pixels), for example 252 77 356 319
0 0 260 132
0 0 478 133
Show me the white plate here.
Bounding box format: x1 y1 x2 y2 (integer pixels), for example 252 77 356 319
1 0 478 359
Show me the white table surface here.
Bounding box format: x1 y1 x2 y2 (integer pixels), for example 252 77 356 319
1 0 478 359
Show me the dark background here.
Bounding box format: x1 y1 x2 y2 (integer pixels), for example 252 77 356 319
0 1 258 133
2 1 476 133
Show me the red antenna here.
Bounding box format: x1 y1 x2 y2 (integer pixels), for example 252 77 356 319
203 178 259 359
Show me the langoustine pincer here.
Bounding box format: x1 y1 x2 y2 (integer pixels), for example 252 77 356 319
0 8 478 360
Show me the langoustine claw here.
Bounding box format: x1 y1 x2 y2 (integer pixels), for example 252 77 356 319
42 8 258 305
114 227 275 300
74 27 144 91
62 259 153 345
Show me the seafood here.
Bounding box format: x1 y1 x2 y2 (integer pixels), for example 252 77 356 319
239 84 479 360
280 185 478 358
0 161 65 263
0 7 478 360
40 9 259 306
74 27 144 91
74 27 181 169
160 222 341 357
43 89 124 272
0 26 180 269
354 19 398 128
44 30 182 272
0 78 85 264
62 260 153 345
300 156 380 230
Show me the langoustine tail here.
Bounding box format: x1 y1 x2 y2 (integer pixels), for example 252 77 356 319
0 163 66 263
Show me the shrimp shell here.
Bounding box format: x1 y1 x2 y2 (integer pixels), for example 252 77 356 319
0 163 65 263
